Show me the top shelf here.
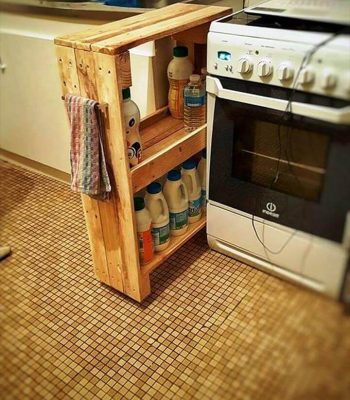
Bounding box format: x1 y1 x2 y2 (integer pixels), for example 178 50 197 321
54 3 232 54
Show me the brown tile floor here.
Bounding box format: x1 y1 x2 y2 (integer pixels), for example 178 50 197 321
0 160 349 400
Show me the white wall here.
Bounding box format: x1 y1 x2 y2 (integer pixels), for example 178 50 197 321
0 11 156 173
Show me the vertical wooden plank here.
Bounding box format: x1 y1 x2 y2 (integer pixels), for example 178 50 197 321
93 51 151 301
151 38 173 110
55 45 111 286
75 48 124 292
117 51 132 89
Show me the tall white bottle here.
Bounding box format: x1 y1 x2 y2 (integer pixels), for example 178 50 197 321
181 159 202 223
145 182 170 252
197 149 207 216
167 46 194 119
163 170 189 236
122 88 142 167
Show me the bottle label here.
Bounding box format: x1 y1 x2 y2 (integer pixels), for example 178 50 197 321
201 189 206 207
185 95 205 107
152 224 170 246
137 229 153 264
188 198 201 217
168 79 189 118
127 139 142 166
170 210 188 230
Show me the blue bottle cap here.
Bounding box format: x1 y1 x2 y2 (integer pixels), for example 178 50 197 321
167 170 181 181
182 159 196 170
147 182 161 194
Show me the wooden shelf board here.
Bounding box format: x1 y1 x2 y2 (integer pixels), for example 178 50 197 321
131 118 206 193
141 217 206 276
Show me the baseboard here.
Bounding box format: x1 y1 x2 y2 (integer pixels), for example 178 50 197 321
0 149 70 184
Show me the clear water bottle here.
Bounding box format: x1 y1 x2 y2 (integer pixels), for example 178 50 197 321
184 74 206 133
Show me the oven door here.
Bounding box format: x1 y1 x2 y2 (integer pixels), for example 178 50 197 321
207 76 350 244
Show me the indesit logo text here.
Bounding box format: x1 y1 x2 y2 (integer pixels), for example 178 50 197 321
262 202 280 218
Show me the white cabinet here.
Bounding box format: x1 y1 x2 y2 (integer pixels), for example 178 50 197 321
0 11 159 173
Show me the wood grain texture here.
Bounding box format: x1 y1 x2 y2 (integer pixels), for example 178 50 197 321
54 3 204 50
75 48 124 292
90 6 232 54
131 124 206 194
93 52 150 301
55 45 111 286
141 217 206 276
116 52 132 89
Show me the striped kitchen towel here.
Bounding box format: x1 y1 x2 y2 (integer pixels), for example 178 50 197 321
65 94 111 199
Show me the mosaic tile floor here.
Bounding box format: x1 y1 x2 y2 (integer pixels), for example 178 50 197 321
0 160 349 400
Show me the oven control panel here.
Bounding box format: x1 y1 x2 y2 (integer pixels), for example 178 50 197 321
207 32 350 100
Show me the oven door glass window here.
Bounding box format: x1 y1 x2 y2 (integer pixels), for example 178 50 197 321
209 94 350 243
232 119 330 202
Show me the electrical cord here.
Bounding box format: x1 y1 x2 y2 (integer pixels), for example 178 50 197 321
251 31 338 255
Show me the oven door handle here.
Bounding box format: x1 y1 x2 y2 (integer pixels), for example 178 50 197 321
207 76 350 124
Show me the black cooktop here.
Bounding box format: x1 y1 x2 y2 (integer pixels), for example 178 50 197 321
221 10 349 34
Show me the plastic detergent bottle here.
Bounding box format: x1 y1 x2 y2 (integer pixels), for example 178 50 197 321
167 46 194 119
145 182 170 252
122 88 142 167
197 149 207 215
181 159 202 223
163 170 189 236
184 74 206 133
134 197 153 265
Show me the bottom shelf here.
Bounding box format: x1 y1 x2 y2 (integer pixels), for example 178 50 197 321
141 216 206 276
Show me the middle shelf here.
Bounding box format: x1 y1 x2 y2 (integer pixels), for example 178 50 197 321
130 107 206 193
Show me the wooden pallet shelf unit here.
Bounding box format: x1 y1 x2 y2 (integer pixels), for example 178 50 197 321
55 3 232 301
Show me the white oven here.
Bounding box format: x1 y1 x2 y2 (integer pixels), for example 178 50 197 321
206 11 350 299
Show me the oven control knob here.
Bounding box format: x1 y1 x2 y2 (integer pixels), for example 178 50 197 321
257 60 273 77
277 63 294 81
237 57 253 74
321 69 337 90
299 66 315 85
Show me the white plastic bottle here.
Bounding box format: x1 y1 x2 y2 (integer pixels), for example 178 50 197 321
181 159 202 223
167 46 194 119
184 74 206 133
122 88 142 167
134 197 154 265
163 170 189 236
197 149 207 216
145 182 170 252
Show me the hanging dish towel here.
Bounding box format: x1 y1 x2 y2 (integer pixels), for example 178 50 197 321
65 94 111 199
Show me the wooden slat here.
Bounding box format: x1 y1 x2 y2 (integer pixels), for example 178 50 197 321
141 113 183 150
93 51 151 301
54 3 204 50
131 124 206 194
91 6 232 54
75 48 124 292
141 217 206 276
116 52 132 89
139 106 169 131
172 22 211 45
55 45 111 286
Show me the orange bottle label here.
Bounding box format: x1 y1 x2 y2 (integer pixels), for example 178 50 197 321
137 229 154 264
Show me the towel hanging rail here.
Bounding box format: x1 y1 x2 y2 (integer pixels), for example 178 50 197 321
61 95 108 112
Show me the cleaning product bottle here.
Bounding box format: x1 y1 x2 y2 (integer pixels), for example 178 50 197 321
163 170 189 236
167 46 194 119
197 149 207 215
184 74 206 133
145 182 170 252
122 88 142 167
134 197 153 264
181 159 202 223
